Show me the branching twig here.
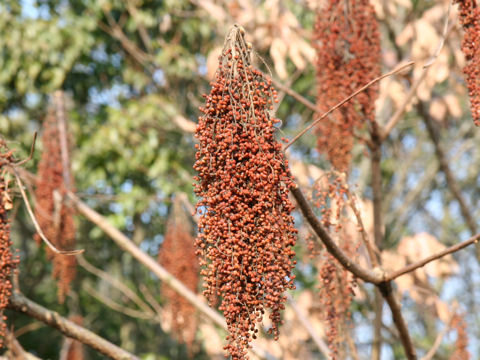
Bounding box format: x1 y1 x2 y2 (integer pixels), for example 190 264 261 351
286 294 330 358
83 283 153 320
385 233 480 282
77 254 154 315
7 292 139 360
421 303 457 360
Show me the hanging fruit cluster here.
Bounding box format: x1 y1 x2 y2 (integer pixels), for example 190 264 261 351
193 25 297 359
314 0 381 172
158 197 199 351
454 0 480 126
34 102 76 303
312 173 358 358
0 140 19 347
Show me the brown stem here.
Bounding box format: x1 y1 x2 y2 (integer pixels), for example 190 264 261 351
290 185 381 284
372 289 383 360
290 184 417 359
378 282 417 359
385 232 480 282
7 292 139 360
370 124 384 360
419 103 479 238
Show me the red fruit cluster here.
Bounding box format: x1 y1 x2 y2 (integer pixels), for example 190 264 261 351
450 313 470 359
313 173 356 358
158 197 199 351
193 26 297 359
454 0 480 126
0 141 19 348
314 0 381 172
34 106 76 303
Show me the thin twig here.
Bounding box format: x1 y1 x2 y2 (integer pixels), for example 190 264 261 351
83 283 153 320
14 132 37 166
77 254 154 315
284 61 414 150
7 292 139 360
268 76 317 112
381 17 454 141
5 328 42 360
139 284 163 318
385 233 480 282
419 102 479 249
286 294 330 358
10 168 83 255
421 303 458 360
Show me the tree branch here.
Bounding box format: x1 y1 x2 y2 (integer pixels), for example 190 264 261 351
419 103 479 244
7 292 139 360
290 185 381 284
384 232 480 282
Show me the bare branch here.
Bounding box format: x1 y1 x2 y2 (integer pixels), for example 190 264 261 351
7 292 139 360
83 283 153 321
378 282 417 359
421 303 457 360
385 233 480 282
284 61 414 150
77 254 154 315
286 294 330 358
14 132 37 166
290 185 381 284
419 102 479 240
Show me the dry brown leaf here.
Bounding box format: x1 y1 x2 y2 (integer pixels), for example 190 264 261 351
430 98 447 122
444 93 462 117
270 38 288 79
197 0 227 22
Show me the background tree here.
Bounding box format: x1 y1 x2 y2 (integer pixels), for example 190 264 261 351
0 0 479 359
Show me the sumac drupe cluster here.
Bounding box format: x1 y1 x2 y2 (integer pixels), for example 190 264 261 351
193 26 297 359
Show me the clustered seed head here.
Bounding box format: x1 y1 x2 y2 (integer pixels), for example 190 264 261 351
454 0 480 126
312 173 357 358
34 106 76 303
158 197 199 351
0 141 19 348
450 313 470 359
314 0 381 172
193 26 297 359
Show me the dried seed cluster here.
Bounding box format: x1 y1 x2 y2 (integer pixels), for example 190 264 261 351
450 313 470 359
0 141 19 347
34 106 76 303
158 198 199 350
454 0 480 126
193 26 297 359
312 173 357 358
314 0 381 172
